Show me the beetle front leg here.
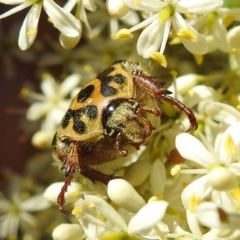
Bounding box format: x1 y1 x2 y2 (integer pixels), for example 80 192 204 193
137 106 162 117
133 74 198 131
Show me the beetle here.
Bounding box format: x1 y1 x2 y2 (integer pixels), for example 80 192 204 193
52 60 198 213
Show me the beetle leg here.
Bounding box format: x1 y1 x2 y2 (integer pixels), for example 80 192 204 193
57 143 79 214
133 74 198 131
160 94 198 131
116 132 128 156
57 165 75 214
137 106 162 117
79 165 119 185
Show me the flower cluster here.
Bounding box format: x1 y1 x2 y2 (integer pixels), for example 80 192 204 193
3 0 240 66
1 0 240 240
0 174 51 240
21 72 81 148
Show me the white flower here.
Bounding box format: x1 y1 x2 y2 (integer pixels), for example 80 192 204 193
198 101 240 126
84 0 139 38
198 100 240 142
117 0 223 65
107 179 146 212
0 0 81 50
187 8 240 67
190 8 234 53
173 217 240 240
106 0 129 18
22 72 80 148
227 26 240 67
71 180 169 239
175 122 240 213
72 194 128 239
52 223 84 240
196 202 240 229
0 176 50 240
127 200 169 236
43 182 82 206
206 8 240 53
59 0 96 48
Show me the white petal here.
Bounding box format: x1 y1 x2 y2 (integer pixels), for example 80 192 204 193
107 179 145 212
31 130 54 148
178 0 223 14
192 85 215 101
43 182 82 204
107 0 129 18
182 85 215 108
198 101 240 126
172 14 208 54
229 163 240 177
121 10 139 26
150 160 166 195
137 18 164 58
43 0 81 37
41 106 68 129
41 73 57 97
83 0 96 11
212 19 229 52
1 0 25 4
124 158 151 186
52 224 84 240
129 14 156 32
207 167 238 191
196 202 240 229
216 122 240 164
59 74 81 96
123 0 164 12
168 74 199 95
26 102 49 121
181 28 207 54
228 26 240 48
18 4 41 50
59 33 81 49
176 133 215 167
233 53 240 67
128 201 168 234
186 210 202 236
82 195 128 231
0 2 31 18
181 175 211 209
224 122 240 147
0 215 19 239
21 194 51 211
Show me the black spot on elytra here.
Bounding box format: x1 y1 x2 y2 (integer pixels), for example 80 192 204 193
73 119 86 134
52 132 57 146
61 110 73 129
61 106 98 134
77 85 94 102
101 84 116 96
85 105 98 119
113 74 125 84
97 66 126 97
97 67 114 79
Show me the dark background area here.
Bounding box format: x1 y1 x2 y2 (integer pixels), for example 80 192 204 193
0 8 52 186
0 27 36 182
